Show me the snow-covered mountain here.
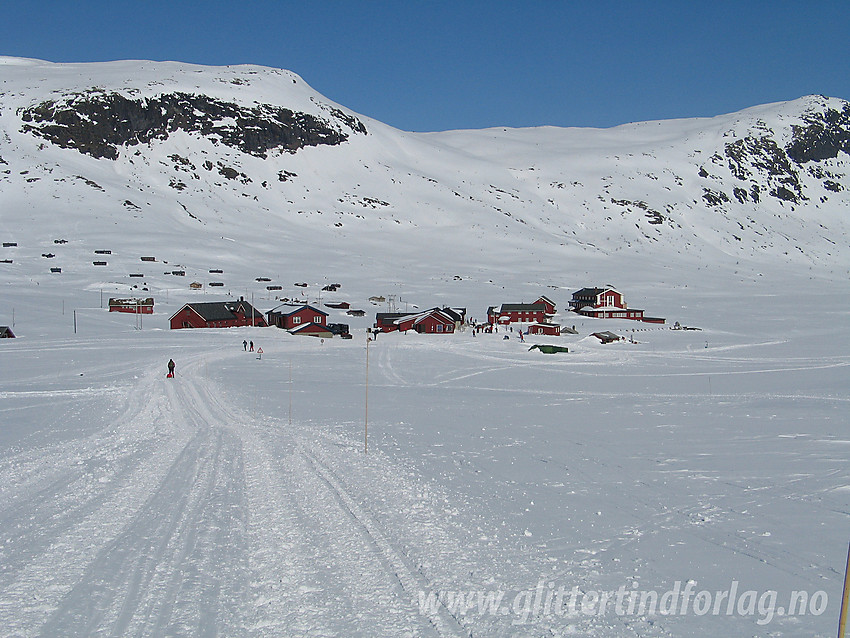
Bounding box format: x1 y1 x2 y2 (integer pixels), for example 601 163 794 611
1 59 849 637
1 56 849 307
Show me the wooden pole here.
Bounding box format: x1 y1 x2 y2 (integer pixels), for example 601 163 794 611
839 541 850 638
365 338 370 454
288 361 292 428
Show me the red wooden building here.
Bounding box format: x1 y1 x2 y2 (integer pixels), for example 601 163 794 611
375 308 457 334
267 304 328 330
569 287 663 322
170 298 267 329
109 297 154 314
529 323 561 336
487 296 554 325
487 302 547 325
535 295 557 315
289 322 335 338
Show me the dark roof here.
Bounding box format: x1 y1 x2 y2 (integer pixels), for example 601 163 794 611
572 287 605 298
591 331 621 343
0 326 15 337
440 307 464 322
499 302 546 313
184 300 261 322
376 312 411 323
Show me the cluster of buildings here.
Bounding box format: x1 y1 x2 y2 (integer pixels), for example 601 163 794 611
161 286 664 338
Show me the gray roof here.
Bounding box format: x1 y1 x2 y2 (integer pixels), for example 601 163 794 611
572 287 605 297
186 301 261 322
499 302 546 313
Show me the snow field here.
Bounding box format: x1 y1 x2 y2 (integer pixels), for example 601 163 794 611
0 265 848 636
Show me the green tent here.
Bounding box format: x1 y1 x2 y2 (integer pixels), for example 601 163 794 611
528 344 569 354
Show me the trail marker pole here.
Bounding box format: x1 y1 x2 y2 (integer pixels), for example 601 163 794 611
839 541 850 638
288 361 292 428
365 338 370 454
73 310 76 334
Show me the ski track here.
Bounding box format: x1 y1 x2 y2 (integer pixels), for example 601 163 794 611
0 348 479 636
186 356 459 637
0 338 844 636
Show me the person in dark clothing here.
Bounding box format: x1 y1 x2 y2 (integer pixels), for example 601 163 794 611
167 359 176 376
243 340 248 351
249 341 254 352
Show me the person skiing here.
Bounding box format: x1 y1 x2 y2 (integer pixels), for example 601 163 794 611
249 340 254 352
243 340 248 351
167 359 176 377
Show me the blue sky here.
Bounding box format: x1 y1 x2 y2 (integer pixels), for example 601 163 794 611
3 1 849 132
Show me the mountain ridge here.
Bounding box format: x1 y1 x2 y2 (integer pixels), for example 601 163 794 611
1 58 849 306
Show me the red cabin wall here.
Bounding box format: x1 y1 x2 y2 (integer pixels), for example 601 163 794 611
283 307 326 329
415 315 454 333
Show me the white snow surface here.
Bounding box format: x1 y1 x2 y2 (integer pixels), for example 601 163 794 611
0 58 848 636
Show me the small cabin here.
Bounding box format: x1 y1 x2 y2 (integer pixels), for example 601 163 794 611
109 297 154 314
267 304 328 330
529 323 561 336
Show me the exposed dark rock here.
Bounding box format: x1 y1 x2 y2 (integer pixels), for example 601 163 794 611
218 165 238 180
75 175 103 190
725 135 804 203
169 154 195 170
771 186 798 203
786 103 850 163
702 188 730 207
19 91 367 160
611 198 665 224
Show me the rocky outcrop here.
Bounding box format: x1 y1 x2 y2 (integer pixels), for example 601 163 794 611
786 102 850 163
19 91 367 159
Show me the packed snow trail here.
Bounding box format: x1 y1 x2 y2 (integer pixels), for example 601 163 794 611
1 323 847 637
0 347 468 637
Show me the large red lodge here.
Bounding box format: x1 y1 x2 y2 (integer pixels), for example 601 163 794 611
170 298 267 329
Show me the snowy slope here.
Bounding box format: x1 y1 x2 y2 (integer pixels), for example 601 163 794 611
0 58 848 637
0 56 849 305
